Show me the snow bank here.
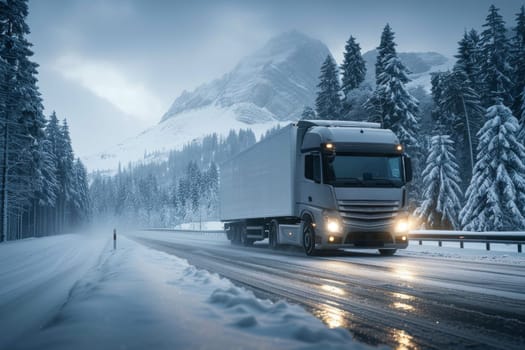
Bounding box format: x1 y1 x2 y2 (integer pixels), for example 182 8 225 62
9 235 370 350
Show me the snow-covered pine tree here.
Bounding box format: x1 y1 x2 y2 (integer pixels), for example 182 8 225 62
416 135 462 229
201 162 219 220
367 25 419 149
377 55 420 147
375 24 396 86
460 101 525 231
440 66 484 176
71 158 90 225
430 72 455 133
455 30 482 92
315 55 342 120
300 106 316 120
511 6 525 117
342 83 373 122
56 119 75 232
32 119 58 236
520 87 525 141
479 5 514 108
340 36 366 99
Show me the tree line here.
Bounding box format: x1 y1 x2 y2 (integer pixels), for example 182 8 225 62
0 0 90 241
89 130 257 228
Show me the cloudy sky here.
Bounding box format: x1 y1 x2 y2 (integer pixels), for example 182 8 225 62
26 0 524 157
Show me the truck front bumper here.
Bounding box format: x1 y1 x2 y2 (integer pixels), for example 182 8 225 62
315 230 408 250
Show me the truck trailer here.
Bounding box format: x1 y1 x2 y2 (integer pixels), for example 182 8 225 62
219 120 413 256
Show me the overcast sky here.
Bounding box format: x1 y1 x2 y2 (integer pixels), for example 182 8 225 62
26 0 524 157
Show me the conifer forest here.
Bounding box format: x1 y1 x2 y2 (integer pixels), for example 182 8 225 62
2 1 525 238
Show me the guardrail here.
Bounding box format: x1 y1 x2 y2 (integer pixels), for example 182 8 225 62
409 230 525 253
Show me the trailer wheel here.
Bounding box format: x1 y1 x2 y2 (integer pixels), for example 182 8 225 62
240 225 253 246
231 224 241 245
378 249 397 256
302 218 317 256
269 220 279 250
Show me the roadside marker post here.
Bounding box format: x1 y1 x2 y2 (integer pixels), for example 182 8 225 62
113 229 117 250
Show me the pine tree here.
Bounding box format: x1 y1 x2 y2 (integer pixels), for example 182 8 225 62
315 55 342 120
32 117 58 236
511 6 525 117
460 101 525 231
71 158 90 225
430 72 455 133
416 135 462 229
56 119 75 232
375 24 396 86
300 106 316 120
439 66 484 176
455 29 482 90
519 87 525 141
340 36 366 98
366 25 419 149
342 83 374 122
340 36 366 118
479 5 514 107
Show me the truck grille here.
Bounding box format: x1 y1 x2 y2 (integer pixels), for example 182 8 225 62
338 199 400 231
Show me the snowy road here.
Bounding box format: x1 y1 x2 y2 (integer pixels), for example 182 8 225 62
130 230 525 350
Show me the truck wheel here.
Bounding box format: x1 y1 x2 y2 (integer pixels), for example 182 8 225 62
379 249 397 256
240 226 253 246
302 219 317 256
269 220 279 250
231 225 241 245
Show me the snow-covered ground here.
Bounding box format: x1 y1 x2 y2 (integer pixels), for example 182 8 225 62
0 233 371 350
406 57 454 92
174 220 224 231
400 240 525 265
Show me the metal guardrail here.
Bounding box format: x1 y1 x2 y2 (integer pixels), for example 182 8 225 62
409 230 525 253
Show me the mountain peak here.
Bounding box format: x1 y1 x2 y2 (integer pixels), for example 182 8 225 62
160 31 331 123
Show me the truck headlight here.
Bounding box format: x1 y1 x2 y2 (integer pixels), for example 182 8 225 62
326 219 342 233
323 211 343 234
395 219 409 233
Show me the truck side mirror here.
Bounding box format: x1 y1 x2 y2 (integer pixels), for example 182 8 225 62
404 155 413 182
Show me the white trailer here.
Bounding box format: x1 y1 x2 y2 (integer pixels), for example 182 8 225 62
220 120 413 256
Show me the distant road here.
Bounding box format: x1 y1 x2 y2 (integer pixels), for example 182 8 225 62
130 230 525 350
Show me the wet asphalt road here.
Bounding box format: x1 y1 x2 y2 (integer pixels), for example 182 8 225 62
130 231 525 350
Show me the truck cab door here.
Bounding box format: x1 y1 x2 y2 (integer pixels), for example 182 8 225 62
300 153 337 213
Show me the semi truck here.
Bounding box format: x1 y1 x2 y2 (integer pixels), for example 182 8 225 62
219 120 413 256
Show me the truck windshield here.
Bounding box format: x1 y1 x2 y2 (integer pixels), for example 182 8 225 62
324 154 404 187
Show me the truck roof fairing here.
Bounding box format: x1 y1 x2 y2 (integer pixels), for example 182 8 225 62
301 126 399 153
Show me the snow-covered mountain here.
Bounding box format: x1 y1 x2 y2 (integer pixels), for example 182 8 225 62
84 31 330 173
162 30 330 123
